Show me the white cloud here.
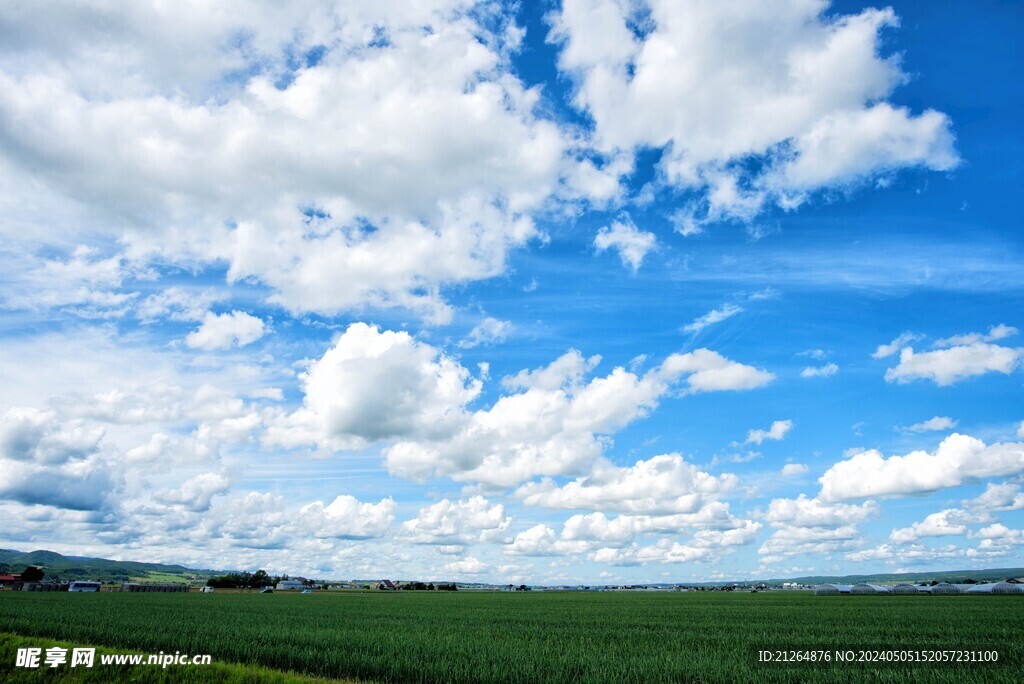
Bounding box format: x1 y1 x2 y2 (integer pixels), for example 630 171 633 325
800 363 838 379
818 433 1024 501
266 323 481 450
759 525 860 559
296 495 396 540
0 406 112 511
1 246 138 318
932 323 1018 348
594 218 657 272
0 2 590 323
137 287 225 323
185 311 266 350
888 508 986 543
384 346 771 487
846 542 965 564
659 349 775 394
459 317 514 349
764 495 877 527
682 303 743 334
559 506 739 545
902 416 958 433
154 472 231 512
872 332 921 359
885 342 1022 386
780 463 808 477
964 482 1024 512
550 0 957 226
443 556 487 574
505 524 588 557
590 522 761 566
398 496 512 545
745 419 792 445
975 523 1023 542
515 453 738 515
1019 421 1024 439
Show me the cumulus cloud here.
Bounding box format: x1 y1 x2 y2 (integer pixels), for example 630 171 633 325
384 346 772 486
902 416 958 433
888 508 987 544
1 246 138 318
818 433 1024 501
443 556 487 574
964 482 1024 512
185 311 266 350
459 317 514 349
682 304 743 334
550 0 957 227
872 332 921 359
266 323 481 450
154 472 231 512
745 419 792 445
0 407 112 511
297 495 396 540
764 495 878 527
590 522 761 566
267 330 771 487
780 463 808 477
759 524 860 560
560 506 740 545
659 349 775 394
505 524 589 557
800 363 838 379
515 453 738 515
885 342 1022 386
932 324 1018 348
593 218 657 272
398 496 512 545
137 287 225 324
0 1 594 322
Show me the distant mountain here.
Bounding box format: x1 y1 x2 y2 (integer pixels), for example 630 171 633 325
0 549 227 583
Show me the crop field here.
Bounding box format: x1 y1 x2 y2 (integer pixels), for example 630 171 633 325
0 591 1022 683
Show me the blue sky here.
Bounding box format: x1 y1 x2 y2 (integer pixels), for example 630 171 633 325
0 0 1021 583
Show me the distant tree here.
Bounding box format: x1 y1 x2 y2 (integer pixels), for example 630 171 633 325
427 583 435 591
21 566 44 582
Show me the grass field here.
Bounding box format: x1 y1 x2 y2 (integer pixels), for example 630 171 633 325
0 591 1022 683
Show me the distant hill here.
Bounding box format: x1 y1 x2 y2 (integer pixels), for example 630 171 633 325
0 549 227 583
762 567 1024 586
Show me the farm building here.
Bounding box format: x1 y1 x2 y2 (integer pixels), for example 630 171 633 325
68 581 102 592
930 583 964 595
890 584 921 595
813 584 852 594
0 573 22 585
377 579 397 590
120 583 188 593
851 584 890 594
967 582 1024 594
18 582 69 592
276 580 306 591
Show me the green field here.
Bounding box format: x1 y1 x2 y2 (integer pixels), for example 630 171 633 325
1 591 1022 683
